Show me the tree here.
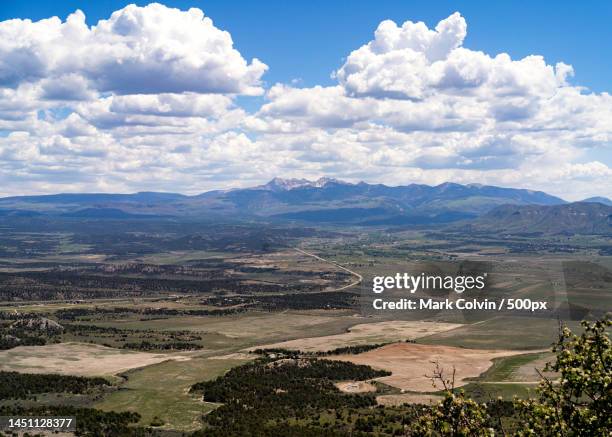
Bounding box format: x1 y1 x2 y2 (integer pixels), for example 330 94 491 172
412 362 494 436
515 318 611 436
410 317 610 436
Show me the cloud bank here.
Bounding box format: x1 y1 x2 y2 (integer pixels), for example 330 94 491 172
0 5 610 200
0 3 266 95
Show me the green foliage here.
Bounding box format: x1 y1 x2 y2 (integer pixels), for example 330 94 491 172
411 317 610 436
191 358 390 436
121 340 203 351
514 318 611 436
0 314 62 350
0 405 142 436
252 342 391 358
149 416 164 427
408 361 494 436
0 371 110 400
0 332 47 350
413 390 494 436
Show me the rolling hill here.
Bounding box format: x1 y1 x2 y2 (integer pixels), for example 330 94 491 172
582 196 612 206
0 178 567 225
465 202 612 235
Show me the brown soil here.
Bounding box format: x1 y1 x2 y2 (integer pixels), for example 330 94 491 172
329 342 529 392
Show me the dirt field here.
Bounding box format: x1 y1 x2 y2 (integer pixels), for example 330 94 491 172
251 320 462 352
335 381 377 393
330 342 529 392
0 342 193 376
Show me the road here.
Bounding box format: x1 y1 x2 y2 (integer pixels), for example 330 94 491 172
294 247 363 291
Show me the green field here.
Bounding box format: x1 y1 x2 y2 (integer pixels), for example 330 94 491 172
420 316 583 350
470 352 553 383
82 310 368 352
460 382 537 401
0 225 608 432
95 356 249 431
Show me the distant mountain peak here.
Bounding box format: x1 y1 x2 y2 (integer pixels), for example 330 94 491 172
261 177 351 191
262 177 310 191
312 177 345 187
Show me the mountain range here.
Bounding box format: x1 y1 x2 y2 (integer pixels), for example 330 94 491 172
466 202 612 235
0 178 610 233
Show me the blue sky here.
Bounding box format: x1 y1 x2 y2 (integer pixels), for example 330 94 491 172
3 1 611 92
0 2 610 199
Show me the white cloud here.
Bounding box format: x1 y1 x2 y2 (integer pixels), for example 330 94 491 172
556 161 612 179
253 13 612 199
259 85 377 129
73 93 238 132
0 3 267 96
334 12 571 102
335 12 466 99
0 7 610 201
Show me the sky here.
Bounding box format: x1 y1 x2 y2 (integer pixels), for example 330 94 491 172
0 1 610 199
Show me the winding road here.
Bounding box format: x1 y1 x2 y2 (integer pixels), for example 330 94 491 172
294 247 363 291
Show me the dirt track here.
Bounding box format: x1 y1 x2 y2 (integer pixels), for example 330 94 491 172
294 247 363 291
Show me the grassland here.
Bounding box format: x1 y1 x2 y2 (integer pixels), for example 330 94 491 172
420 316 583 350
460 382 538 401
252 320 463 352
82 310 368 352
473 352 553 383
0 224 608 432
95 356 249 431
0 342 192 377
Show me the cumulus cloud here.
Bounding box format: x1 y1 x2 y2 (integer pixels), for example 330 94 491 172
335 12 466 99
334 12 571 101
0 3 267 96
253 12 612 199
0 7 610 200
73 93 238 132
